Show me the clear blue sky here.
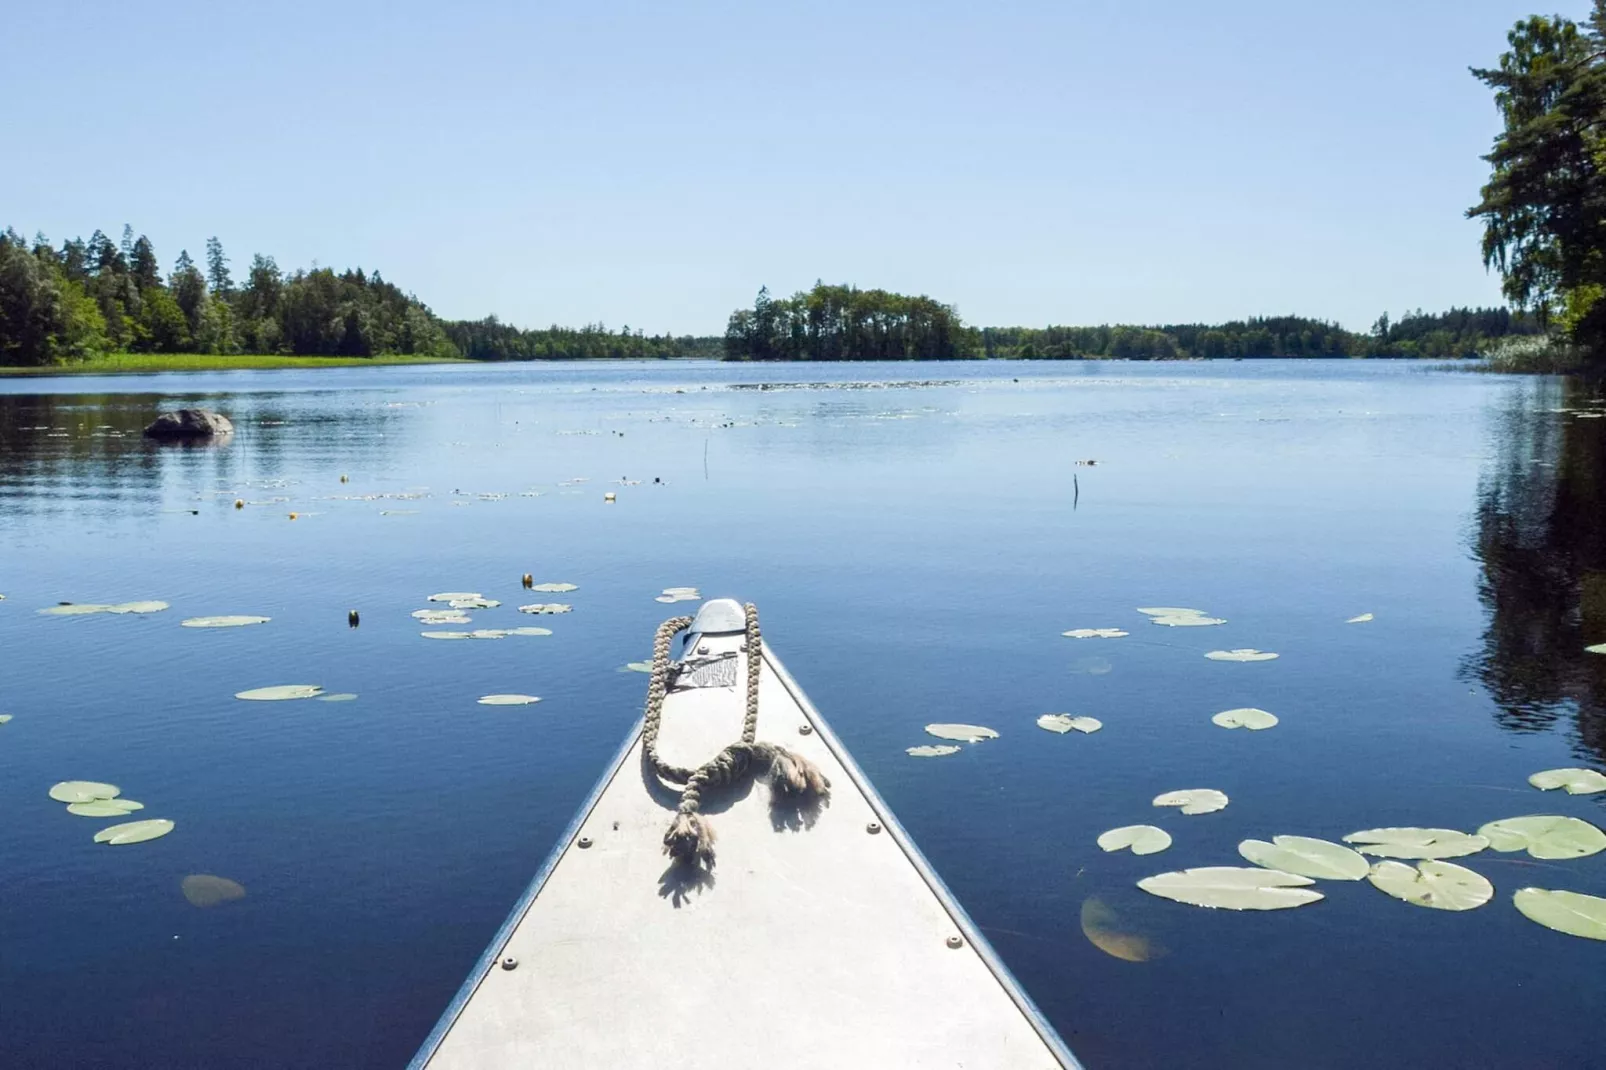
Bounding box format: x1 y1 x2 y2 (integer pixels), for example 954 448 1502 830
1 1 1578 335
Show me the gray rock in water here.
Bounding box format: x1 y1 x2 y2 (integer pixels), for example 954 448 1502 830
143 409 234 440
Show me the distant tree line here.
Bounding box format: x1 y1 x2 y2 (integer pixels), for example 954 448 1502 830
0 225 458 365
444 317 721 361
723 283 973 361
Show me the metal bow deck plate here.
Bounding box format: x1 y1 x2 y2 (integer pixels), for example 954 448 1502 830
411 633 1078 1070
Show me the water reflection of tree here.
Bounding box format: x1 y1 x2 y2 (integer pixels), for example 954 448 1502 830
1468 378 1606 763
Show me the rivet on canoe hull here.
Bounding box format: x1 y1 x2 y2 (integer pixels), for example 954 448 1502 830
946 936 964 950
866 821 882 835
798 724 813 735
577 836 593 849
500 956 518 970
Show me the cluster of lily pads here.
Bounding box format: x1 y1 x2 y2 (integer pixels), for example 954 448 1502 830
47 780 173 844
417 588 567 638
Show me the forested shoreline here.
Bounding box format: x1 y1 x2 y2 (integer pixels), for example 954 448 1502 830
0 223 1543 369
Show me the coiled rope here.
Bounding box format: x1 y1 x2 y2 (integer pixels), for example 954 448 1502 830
643 603 830 867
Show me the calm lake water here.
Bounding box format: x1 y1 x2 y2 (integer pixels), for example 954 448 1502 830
2 359 1603 1069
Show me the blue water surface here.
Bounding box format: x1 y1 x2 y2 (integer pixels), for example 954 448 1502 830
1 359 1603 1069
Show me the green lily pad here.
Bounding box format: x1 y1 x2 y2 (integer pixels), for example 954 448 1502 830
1528 768 1606 795
924 723 999 743
1097 825 1172 855
1137 866 1322 910
316 693 358 702
181 874 246 908
906 744 962 757
235 684 324 701
66 799 144 817
1205 649 1279 662
421 631 474 640
1586 643 1606 655
478 694 542 705
1512 887 1606 940
49 781 120 803
1137 607 1226 627
39 603 115 615
428 592 483 603
656 587 701 603
105 601 170 614
1367 860 1493 911
1238 835 1369 880
181 615 270 628
1478 815 1606 859
449 597 501 609
503 627 553 636
529 582 578 593
1037 714 1103 734
1347 613 1375 623
1153 789 1228 815
519 603 572 615
414 610 472 624
0 714 11 724
1062 628 1128 639
620 661 653 673
1212 707 1279 730
1342 827 1489 859
93 818 174 845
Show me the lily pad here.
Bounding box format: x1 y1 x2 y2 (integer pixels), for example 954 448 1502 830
66 799 144 817
420 631 475 640
1347 613 1375 623
519 603 572 615
38 603 115 616
235 684 324 701
529 582 578 593
1367 860 1493 911
498 626 550 636
1528 768 1606 795
181 615 270 628
1080 897 1165 962
1038 714 1103 734
1137 607 1226 627
1205 649 1279 662
428 592 483 603
924 724 999 743
105 601 170 614
620 661 653 673
1097 825 1172 855
1153 789 1228 815
1512 887 1606 940
182 874 247 908
316 693 359 702
0 714 11 724
469 629 508 640
413 609 472 624
656 587 702 603
93 819 174 845
1342 827 1489 859
1238 835 1368 880
1137 866 1322 910
1062 628 1129 639
478 694 542 705
449 597 501 610
907 744 962 757
48 781 120 803
1212 707 1279 731
1478 815 1606 859
1588 643 1606 655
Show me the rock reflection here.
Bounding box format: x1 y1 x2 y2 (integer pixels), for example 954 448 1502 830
1468 377 1606 762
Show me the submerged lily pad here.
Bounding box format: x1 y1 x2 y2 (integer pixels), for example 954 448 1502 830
1137 607 1226 627
906 744 962 757
1512 887 1606 941
1528 768 1606 795
1153 789 1229 815
66 799 144 817
182 874 246 908
1346 613 1375 623
1080 897 1165 962
49 781 120 803
181 615 270 628
1238 835 1369 880
1097 825 1172 855
478 694 542 705
529 582 578 593
316 693 358 702
620 661 653 673
924 723 999 743
1478 815 1606 859
427 592 483 603
1038 714 1103 734
1212 707 1279 731
1342 827 1489 859
93 819 174 845
1205 649 1279 662
235 684 324 701
1069 656 1114 676
1367 860 1493 911
1137 867 1321 910
518 603 572 615
1062 628 1129 639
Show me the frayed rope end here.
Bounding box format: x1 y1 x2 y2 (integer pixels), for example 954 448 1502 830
663 810 717 867
768 746 831 797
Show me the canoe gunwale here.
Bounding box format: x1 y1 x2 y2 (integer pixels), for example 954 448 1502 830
408 642 1082 1069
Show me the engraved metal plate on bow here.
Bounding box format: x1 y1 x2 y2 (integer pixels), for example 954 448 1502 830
672 652 739 689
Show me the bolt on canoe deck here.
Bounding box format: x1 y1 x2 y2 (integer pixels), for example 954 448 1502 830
411 632 1078 1070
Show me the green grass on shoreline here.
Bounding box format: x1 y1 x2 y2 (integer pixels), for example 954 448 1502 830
0 352 471 376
